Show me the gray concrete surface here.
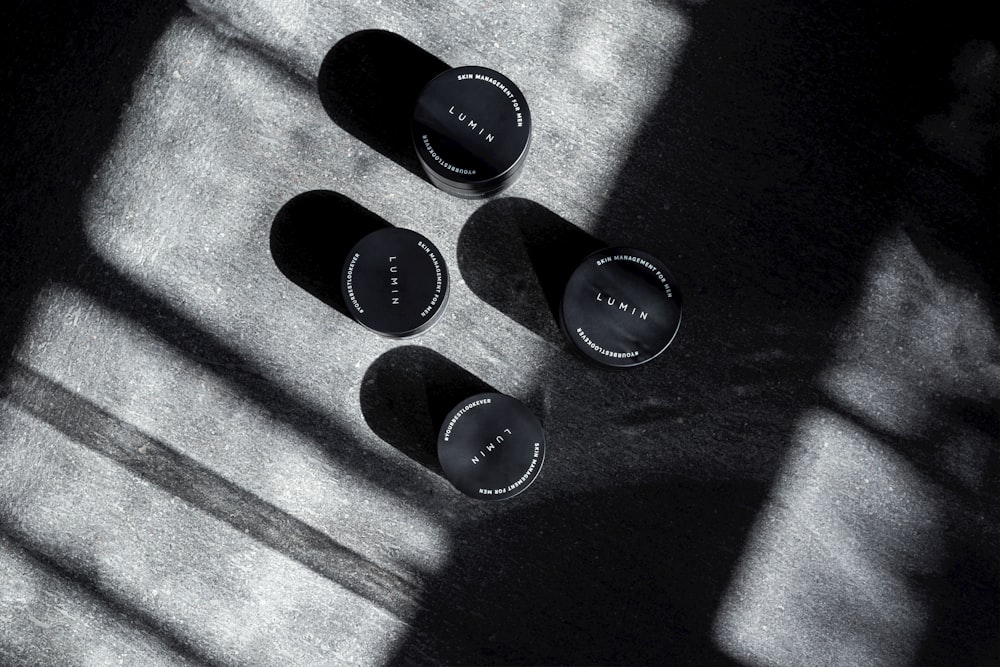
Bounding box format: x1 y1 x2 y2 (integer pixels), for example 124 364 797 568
1 1 997 665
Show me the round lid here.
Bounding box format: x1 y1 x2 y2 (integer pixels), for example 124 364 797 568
560 247 682 367
341 227 449 338
412 66 532 197
437 393 545 500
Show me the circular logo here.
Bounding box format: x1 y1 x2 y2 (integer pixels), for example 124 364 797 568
560 247 682 367
437 393 545 500
412 65 532 197
341 227 449 338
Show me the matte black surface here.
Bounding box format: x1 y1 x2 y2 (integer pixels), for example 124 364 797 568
341 228 449 338
437 392 545 500
561 247 683 367
412 65 531 197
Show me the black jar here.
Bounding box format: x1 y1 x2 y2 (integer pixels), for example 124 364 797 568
560 247 682 368
412 65 532 198
437 392 545 500
341 227 449 338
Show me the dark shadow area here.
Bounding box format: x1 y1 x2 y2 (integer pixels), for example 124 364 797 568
457 198 605 344
2 362 421 619
270 190 392 315
572 0 1000 478
360 345 495 472
901 153 1000 326
0 0 181 375
591 3 997 664
862 10 1000 324
391 479 763 666
914 538 1000 666
317 29 450 180
397 1 999 663
0 530 221 666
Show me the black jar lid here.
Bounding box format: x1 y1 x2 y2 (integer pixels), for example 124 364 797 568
560 247 682 368
437 392 545 500
412 65 532 198
341 227 449 338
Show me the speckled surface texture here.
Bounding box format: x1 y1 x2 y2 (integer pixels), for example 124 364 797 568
1 1 997 665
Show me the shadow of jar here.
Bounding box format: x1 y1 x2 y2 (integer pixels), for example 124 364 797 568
317 29 450 181
269 190 391 316
361 345 545 500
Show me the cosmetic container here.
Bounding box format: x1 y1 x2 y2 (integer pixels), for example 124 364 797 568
412 65 532 198
560 247 682 367
437 392 545 500
341 227 449 338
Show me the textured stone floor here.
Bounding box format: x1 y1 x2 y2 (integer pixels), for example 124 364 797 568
1 1 997 665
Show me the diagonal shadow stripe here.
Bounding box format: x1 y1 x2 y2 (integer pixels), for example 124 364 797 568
72 254 440 507
0 529 221 667
183 2 316 89
2 362 422 619
821 394 1000 537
